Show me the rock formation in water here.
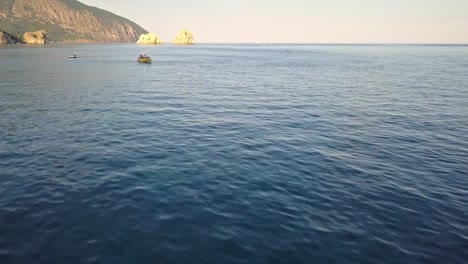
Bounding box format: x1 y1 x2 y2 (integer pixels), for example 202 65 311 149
0 0 148 43
137 32 163 45
23 30 49 44
173 29 194 45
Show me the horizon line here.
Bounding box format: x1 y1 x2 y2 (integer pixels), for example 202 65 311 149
192 42 468 45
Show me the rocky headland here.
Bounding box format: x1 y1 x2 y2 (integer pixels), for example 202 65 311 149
0 0 147 43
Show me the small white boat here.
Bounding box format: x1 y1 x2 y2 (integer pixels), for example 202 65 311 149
69 53 78 58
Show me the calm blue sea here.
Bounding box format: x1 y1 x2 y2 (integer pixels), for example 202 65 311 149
0 44 467 263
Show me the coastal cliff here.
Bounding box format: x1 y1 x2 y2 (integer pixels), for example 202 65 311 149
0 0 147 42
173 29 194 45
137 33 163 45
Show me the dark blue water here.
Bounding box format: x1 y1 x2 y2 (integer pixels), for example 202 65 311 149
1 44 467 263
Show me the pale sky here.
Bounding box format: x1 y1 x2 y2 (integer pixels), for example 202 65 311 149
80 0 468 43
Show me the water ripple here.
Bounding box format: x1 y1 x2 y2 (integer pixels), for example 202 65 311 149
0 44 467 263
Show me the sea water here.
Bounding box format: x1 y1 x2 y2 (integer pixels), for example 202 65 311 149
0 44 467 263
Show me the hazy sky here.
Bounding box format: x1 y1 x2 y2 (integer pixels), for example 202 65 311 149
80 0 468 43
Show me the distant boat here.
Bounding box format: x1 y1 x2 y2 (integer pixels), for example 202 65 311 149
69 53 78 58
138 53 151 64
